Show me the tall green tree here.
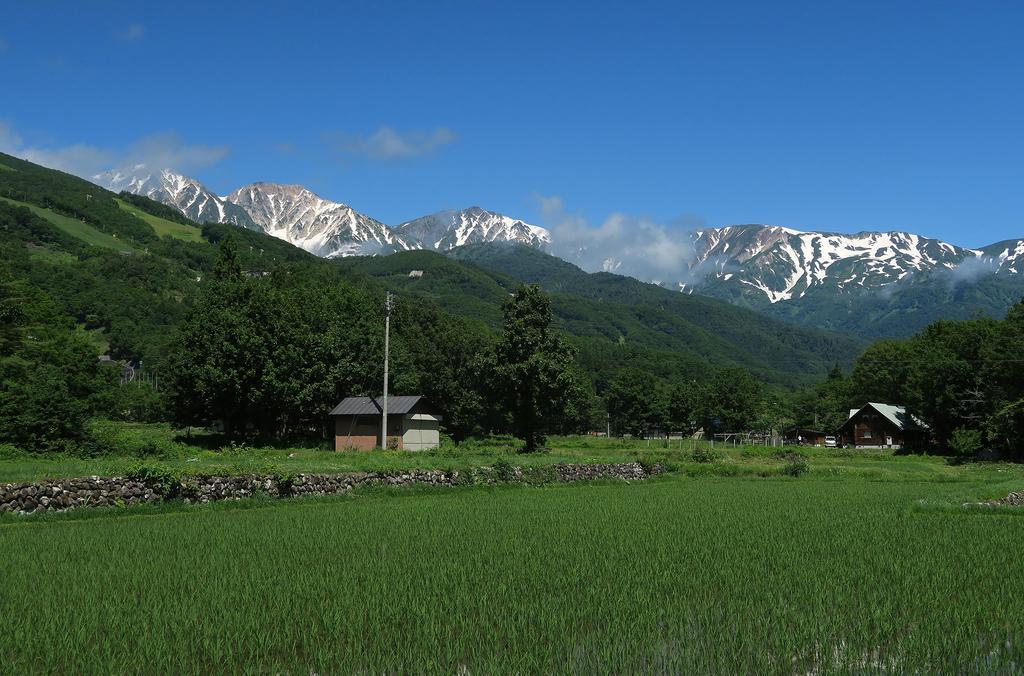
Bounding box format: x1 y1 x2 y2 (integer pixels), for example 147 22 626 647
667 381 702 436
163 243 386 439
605 369 667 437
701 367 765 432
0 269 114 452
849 340 914 406
489 285 589 452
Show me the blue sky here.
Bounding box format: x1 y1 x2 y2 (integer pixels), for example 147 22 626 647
0 0 1021 247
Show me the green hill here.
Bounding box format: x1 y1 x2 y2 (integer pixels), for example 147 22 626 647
115 198 204 242
0 196 135 252
339 245 865 386
1 150 862 392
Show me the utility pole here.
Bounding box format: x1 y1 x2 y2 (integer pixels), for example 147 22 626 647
381 292 394 449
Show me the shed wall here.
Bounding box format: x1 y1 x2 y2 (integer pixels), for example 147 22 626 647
334 416 377 451
402 413 441 451
334 415 405 451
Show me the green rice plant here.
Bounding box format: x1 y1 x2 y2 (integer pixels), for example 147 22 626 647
3 476 1021 672
2 477 1024 671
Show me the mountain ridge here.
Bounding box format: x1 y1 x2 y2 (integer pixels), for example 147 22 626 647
224 182 413 258
77 162 1024 338
96 168 549 257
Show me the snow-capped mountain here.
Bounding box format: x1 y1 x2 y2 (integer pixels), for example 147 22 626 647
981 239 1024 274
95 167 258 230
103 167 549 258
686 225 979 303
224 183 415 258
667 224 1024 337
98 166 1020 305
396 207 550 251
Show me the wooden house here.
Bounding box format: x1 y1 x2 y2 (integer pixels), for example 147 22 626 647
838 403 929 450
329 395 442 451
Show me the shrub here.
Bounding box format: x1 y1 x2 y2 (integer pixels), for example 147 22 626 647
124 462 180 496
522 465 557 485
115 382 167 423
272 470 298 497
781 458 809 477
773 450 807 460
81 419 131 457
82 420 173 458
453 468 477 486
949 427 983 458
492 459 516 482
691 447 724 463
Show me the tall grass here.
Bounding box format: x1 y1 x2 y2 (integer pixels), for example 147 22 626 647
1 477 1021 672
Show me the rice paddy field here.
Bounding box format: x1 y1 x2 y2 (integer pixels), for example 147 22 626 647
2 472 1023 672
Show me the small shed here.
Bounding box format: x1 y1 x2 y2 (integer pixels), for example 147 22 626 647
838 403 929 450
783 428 827 446
329 395 442 451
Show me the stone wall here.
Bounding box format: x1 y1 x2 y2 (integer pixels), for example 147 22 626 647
0 462 663 516
968 489 1024 508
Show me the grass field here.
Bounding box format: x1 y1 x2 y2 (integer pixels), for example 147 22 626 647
1 474 1021 672
0 195 135 252
115 198 204 242
3 423 1023 486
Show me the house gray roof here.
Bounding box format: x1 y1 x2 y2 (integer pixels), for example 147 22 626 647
329 395 425 416
845 403 929 431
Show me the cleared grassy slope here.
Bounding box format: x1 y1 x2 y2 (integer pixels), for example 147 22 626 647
115 198 203 242
0 196 134 252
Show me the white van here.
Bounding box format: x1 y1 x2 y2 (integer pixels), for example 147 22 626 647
824 436 838 448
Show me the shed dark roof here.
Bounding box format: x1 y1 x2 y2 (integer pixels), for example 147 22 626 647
330 395 425 416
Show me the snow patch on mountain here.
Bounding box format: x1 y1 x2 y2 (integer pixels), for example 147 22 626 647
395 207 550 251
687 225 991 303
224 183 415 258
94 167 257 230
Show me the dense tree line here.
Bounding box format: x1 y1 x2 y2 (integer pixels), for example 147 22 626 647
0 264 115 452
602 366 772 438
790 303 1024 458
163 239 589 447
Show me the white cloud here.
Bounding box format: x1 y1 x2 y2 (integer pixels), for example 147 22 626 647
945 255 999 286
0 122 228 179
324 126 456 160
114 23 146 42
538 195 698 286
0 121 23 151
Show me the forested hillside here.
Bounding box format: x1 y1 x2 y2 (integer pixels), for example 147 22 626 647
339 245 866 387
1 151 866 453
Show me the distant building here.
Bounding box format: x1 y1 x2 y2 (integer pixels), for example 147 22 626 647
783 428 827 446
838 403 929 450
408 270 424 278
329 395 442 451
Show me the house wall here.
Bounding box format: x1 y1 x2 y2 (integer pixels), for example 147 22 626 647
845 412 903 448
402 413 440 451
